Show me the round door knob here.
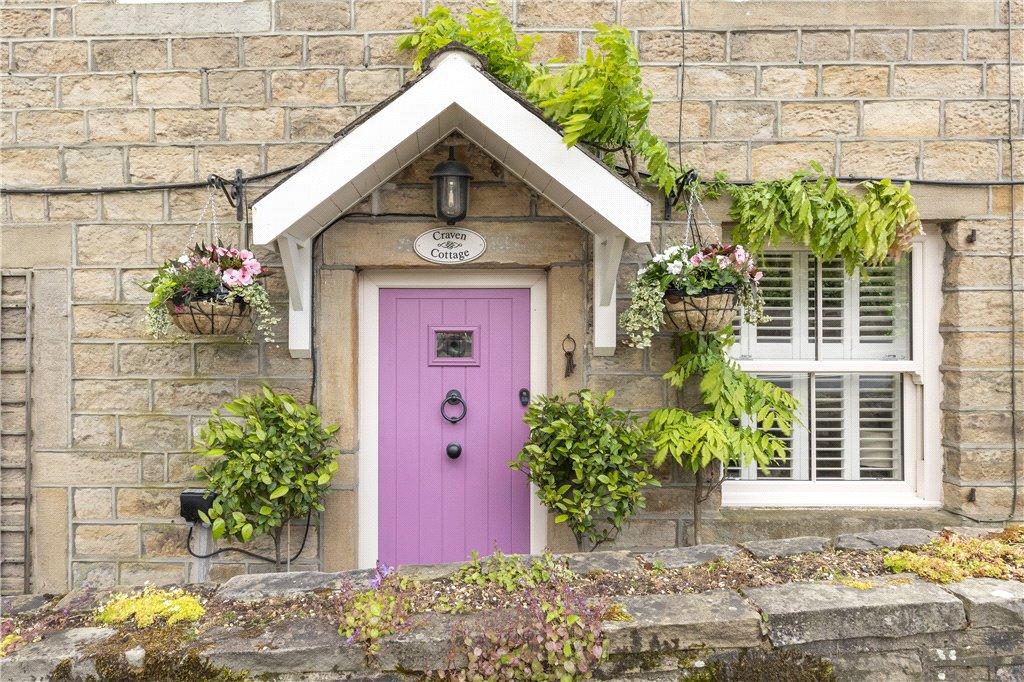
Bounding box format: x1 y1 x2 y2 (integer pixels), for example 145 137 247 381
446 442 462 459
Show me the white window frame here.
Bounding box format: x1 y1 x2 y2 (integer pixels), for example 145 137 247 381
722 234 944 508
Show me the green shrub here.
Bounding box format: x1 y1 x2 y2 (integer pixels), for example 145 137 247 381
196 386 339 562
511 389 657 551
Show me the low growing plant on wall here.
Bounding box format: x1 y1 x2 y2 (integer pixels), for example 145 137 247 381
511 389 657 552
644 331 799 545
195 386 340 569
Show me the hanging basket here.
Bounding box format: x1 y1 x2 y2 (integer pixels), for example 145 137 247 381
664 286 738 333
166 298 253 336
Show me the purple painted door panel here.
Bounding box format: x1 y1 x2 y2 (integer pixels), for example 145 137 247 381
378 288 531 566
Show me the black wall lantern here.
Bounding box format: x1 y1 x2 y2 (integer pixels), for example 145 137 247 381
431 147 472 224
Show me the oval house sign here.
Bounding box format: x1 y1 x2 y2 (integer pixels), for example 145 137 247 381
414 228 487 264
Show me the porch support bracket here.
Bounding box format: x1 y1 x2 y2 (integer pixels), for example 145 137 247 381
593 233 626 357
277 234 313 359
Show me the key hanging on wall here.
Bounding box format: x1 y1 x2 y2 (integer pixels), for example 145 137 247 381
562 333 577 378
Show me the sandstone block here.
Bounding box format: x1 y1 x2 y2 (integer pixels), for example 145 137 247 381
854 30 909 61
687 0 991 28
968 29 1024 61
34 451 139 485
0 9 51 39
781 102 857 138
206 618 364 674
63 147 125 186
645 544 742 568
74 524 138 558
116 488 179 519
747 580 966 646
194 343 259 377
308 35 366 66
821 65 889 97
153 379 236 412
12 41 87 73
621 0 688 27
519 32 576 64
647 101 711 139
863 100 939 138
77 224 147 266
76 2 270 35
16 110 85 144
73 344 115 377
730 31 797 62
586 374 665 410
603 591 761 653
73 488 113 520
244 35 303 67
751 142 834 178
64 77 132 110
72 415 116 448
924 141 999 181
91 40 168 71
840 141 920 178
942 409 1015 446
197 144 264 177
741 536 830 558
641 66 679 98
683 66 756 97
153 108 221 142
119 415 189 451
272 69 340 104
985 64 1024 97
945 101 1019 138
947 446 1022 484
1 147 60 186
141 524 188 557
676 141 748 179
137 72 202 106
277 0 351 31
88 109 152 144
563 550 637 574
517 0 615 28
638 31 726 62
0 627 115 680
208 70 267 104
225 107 285 141
102 191 165 222
943 370 1014 411
894 65 983 97
800 31 850 61
172 37 239 68
912 29 964 61
945 578 1024 628
129 146 196 184
714 101 775 139
74 379 150 412
71 268 116 301
119 561 187 586
0 75 56 107
760 67 817 98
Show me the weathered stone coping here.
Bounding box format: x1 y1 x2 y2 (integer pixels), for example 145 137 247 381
3 528 1023 681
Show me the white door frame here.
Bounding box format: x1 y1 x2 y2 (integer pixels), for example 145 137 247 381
357 269 548 568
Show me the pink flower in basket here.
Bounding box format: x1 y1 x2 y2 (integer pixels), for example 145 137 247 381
222 268 254 288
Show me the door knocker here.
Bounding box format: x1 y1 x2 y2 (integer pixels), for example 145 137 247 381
441 389 467 424
562 334 577 378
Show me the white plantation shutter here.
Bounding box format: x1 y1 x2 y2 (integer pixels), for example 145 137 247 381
857 374 903 479
738 253 910 361
729 249 912 484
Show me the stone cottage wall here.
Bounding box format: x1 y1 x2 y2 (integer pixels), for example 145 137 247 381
1 0 1023 594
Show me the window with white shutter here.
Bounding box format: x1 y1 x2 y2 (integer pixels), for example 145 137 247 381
723 236 944 508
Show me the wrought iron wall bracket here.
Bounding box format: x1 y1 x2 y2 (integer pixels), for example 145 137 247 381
208 168 246 222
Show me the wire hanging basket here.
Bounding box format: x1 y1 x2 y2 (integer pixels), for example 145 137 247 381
166 297 254 337
664 286 738 333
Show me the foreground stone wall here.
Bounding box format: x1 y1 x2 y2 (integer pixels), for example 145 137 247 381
3 528 1023 681
1 0 1023 594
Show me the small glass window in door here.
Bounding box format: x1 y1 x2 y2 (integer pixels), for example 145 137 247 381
429 326 479 365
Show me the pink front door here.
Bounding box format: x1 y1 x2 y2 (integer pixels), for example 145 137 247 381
378 288 532 566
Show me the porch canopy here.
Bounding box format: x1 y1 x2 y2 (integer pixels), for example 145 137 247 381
252 44 652 359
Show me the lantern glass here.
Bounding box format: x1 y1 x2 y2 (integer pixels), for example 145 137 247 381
430 147 472 225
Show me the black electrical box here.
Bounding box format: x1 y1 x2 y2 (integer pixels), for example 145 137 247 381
179 488 215 524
